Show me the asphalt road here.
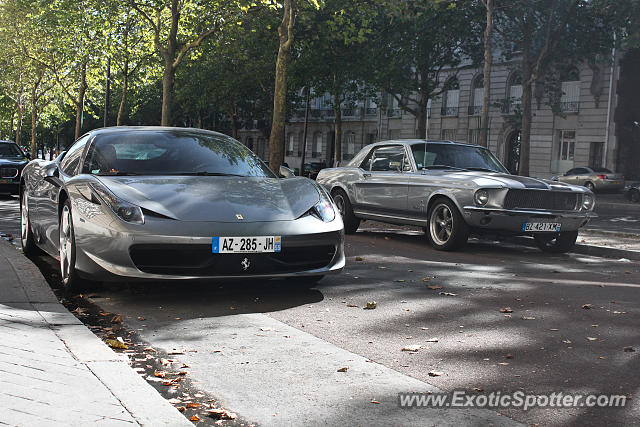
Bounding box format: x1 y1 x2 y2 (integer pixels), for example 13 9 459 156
1 194 639 426
587 193 640 235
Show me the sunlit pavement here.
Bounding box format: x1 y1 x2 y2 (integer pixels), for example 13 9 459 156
2 195 639 425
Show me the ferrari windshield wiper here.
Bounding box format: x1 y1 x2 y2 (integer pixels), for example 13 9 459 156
465 167 499 172
95 171 140 176
169 172 244 177
422 165 469 171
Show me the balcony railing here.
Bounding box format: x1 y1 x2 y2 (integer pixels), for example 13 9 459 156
285 150 294 156
441 106 459 117
312 151 322 158
387 108 403 118
365 107 377 115
468 105 481 116
501 101 521 114
560 101 579 113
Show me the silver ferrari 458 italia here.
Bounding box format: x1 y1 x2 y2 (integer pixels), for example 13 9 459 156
20 127 344 290
317 139 596 253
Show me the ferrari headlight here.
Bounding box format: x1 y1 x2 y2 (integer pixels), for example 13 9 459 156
474 189 489 206
312 198 336 222
89 182 145 224
582 193 595 211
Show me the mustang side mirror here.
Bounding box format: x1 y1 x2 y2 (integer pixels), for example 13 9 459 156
279 165 295 178
551 176 559 181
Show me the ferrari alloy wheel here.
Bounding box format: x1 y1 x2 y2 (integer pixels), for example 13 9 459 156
20 191 38 255
427 199 469 251
59 199 82 291
332 189 360 234
534 230 578 254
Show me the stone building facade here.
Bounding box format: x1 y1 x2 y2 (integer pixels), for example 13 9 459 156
238 51 632 180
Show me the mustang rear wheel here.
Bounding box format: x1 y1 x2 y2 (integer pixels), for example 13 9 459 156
427 198 469 251
534 231 578 253
585 182 595 192
332 189 360 234
20 190 39 256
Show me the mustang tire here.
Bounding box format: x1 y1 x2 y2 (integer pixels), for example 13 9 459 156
534 230 578 254
427 198 469 251
332 189 360 234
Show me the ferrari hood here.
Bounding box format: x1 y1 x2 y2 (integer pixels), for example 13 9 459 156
96 175 321 222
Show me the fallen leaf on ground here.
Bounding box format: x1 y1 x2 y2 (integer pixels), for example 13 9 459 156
189 415 200 421
110 314 122 324
499 307 513 313
337 367 349 372
176 406 186 413
425 338 439 342
105 339 128 349
207 408 237 420
98 312 111 317
562 339 572 344
355 256 364 261
346 304 358 307
187 403 200 409
624 271 632 274
394 279 405 282
582 304 593 309
498 362 509 366
613 311 627 314
168 350 185 355
427 285 442 290
402 345 421 352
364 301 377 309
72 307 87 315
422 277 431 282
143 347 156 352
137 316 145 321
505 354 513 359
371 400 380 404
229 306 237 310
587 337 598 341
439 292 457 296
154 370 167 378
624 346 635 352
550 328 559 331
168 398 181 404
378 266 387 270
521 316 536 320
428 371 443 377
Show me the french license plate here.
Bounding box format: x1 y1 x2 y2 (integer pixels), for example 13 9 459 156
0 179 10 184
212 236 281 253
522 223 561 232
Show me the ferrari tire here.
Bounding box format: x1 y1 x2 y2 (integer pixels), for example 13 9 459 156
20 190 39 256
427 198 469 251
332 189 360 234
59 199 88 293
534 230 578 254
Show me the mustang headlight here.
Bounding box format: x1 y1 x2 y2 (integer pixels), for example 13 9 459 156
89 182 145 224
582 193 595 211
474 189 489 206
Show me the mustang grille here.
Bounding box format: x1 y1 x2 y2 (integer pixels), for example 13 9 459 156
129 244 336 276
504 189 579 211
0 167 18 178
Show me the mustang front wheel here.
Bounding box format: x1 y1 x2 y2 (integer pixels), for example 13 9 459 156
332 189 360 234
534 231 578 253
427 199 469 251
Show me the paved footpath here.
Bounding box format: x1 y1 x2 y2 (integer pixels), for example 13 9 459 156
0 239 191 426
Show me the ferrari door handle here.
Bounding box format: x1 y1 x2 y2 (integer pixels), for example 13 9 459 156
363 173 371 178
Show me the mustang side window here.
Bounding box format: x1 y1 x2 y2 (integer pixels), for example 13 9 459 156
371 146 405 172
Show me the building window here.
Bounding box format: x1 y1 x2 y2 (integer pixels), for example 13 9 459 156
441 129 457 140
559 130 576 161
343 132 356 160
589 142 604 169
387 95 402 118
312 133 322 158
560 67 580 113
503 72 522 114
286 134 294 156
469 75 483 116
246 137 254 151
468 129 481 145
441 77 459 116
365 98 378 115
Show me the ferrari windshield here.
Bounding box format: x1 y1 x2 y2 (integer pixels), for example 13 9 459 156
0 143 25 158
83 130 275 177
411 142 508 174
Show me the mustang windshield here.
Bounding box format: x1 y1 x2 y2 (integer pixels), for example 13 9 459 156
83 130 275 178
411 143 508 174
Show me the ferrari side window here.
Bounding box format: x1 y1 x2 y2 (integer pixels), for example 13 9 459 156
61 135 90 176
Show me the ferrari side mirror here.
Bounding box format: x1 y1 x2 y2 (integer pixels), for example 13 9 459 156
279 165 295 178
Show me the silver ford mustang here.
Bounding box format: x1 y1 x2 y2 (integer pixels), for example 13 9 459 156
20 127 344 290
317 139 596 253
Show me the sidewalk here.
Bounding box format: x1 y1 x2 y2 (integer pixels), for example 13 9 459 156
0 240 191 426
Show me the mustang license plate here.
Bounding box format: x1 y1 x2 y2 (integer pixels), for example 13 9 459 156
212 236 281 253
522 223 561 232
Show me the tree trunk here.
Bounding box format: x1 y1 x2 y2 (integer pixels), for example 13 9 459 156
161 58 175 126
300 87 310 174
117 60 129 126
15 92 22 147
104 56 111 127
480 0 493 147
230 105 238 139
74 63 87 140
268 0 295 175
415 92 428 139
30 86 38 158
333 99 342 167
519 54 533 177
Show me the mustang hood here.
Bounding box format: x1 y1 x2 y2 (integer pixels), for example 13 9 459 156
97 176 321 222
439 171 580 191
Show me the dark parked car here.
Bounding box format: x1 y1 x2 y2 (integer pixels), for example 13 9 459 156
0 140 29 195
303 162 327 179
624 182 640 203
